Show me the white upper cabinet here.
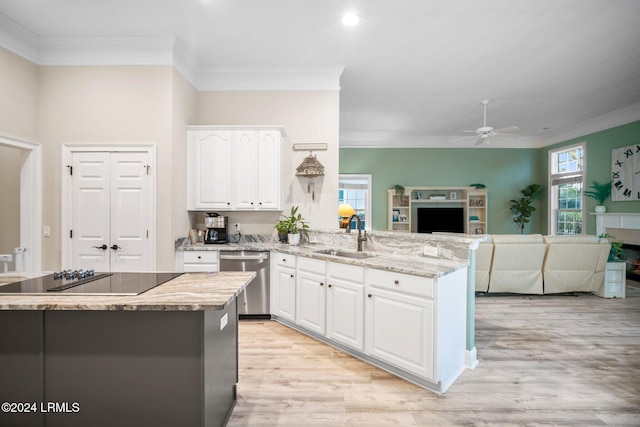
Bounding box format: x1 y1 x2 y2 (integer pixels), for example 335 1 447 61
188 126 283 211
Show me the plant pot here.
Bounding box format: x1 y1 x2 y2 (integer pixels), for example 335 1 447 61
287 233 300 245
277 232 288 243
595 205 607 214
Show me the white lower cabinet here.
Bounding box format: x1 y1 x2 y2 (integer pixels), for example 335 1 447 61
181 251 219 272
296 257 327 335
326 262 365 351
365 287 434 380
595 261 626 298
272 252 297 322
270 253 467 393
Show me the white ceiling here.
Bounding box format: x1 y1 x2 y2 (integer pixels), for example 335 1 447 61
1 0 639 148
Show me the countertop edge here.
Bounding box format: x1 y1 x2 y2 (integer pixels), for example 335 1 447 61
0 272 256 312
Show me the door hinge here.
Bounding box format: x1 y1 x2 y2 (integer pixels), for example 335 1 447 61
147 230 149 238
67 165 73 175
145 165 151 175
70 230 73 238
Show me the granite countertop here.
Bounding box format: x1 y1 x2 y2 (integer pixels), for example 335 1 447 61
179 242 468 279
0 272 255 311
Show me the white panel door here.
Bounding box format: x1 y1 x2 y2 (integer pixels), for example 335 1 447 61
193 131 233 209
365 288 434 379
234 130 258 209
70 153 111 271
257 130 282 210
274 266 296 322
296 270 326 335
71 152 151 272
109 153 151 271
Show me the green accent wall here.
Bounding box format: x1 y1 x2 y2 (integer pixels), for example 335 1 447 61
540 120 640 235
340 120 640 234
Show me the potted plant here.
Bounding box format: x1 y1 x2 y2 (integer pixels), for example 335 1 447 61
275 205 309 245
584 180 611 213
599 233 624 261
509 184 544 234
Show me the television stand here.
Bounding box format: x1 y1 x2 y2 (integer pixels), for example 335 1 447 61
387 186 488 234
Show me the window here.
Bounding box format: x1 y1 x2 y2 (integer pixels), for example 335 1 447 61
549 143 585 235
338 174 372 230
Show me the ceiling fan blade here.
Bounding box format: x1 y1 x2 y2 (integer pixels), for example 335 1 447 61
449 135 478 143
475 137 486 146
494 132 519 138
493 126 519 133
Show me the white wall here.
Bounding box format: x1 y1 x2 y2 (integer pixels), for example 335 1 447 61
37 65 175 270
196 90 340 234
0 47 39 262
0 46 341 269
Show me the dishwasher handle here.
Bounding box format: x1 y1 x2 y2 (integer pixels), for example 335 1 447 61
220 253 268 261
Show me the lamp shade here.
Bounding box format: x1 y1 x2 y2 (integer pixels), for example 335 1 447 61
338 203 356 217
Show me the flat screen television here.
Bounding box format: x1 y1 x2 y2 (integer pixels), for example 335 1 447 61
417 207 464 234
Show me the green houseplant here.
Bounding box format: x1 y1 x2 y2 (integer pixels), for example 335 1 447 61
584 180 611 213
599 233 624 261
275 205 309 245
509 184 544 234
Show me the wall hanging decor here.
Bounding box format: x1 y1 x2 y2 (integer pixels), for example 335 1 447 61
296 151 325 200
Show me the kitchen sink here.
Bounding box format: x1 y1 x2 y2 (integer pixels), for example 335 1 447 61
312 249 375 259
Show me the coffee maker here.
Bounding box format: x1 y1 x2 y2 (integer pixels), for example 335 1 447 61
204 213 228 244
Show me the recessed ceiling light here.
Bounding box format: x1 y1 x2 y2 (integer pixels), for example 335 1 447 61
342 13 360 26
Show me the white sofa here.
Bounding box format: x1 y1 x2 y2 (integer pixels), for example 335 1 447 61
542 235 610 294
475 234 610 295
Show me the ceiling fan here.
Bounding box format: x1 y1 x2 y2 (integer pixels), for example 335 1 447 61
452 100 519 145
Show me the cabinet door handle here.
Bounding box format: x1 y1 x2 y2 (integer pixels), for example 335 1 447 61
320 282 324 286
394 280 399 285
197 255 202 259
328 284 332 288
367 293 372 298
290 274 294 278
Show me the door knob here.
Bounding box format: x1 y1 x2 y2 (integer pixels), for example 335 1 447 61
92 244 108 250
111 244 121 250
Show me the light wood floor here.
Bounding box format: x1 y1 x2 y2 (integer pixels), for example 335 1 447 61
228 286 640 426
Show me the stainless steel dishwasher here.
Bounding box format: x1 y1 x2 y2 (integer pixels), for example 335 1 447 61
219 251 270 318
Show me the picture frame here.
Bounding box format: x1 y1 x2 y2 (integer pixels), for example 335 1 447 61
450 192 457 200
398 214 408 223
392 209 400 222
475 228 484 234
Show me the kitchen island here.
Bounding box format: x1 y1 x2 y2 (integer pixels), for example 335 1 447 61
177 229 484 394
0 272 255 427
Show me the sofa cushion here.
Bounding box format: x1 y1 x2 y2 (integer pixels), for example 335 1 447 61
543 235 601 244
488 241 546 294
475 241 493 292
492 234 544 244
542 239 610 293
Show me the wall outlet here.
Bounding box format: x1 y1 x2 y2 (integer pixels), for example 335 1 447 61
43 225 51 237
423 245 437 257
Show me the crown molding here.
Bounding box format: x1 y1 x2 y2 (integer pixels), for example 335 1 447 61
36 35 177 66
0 13 39 62
539 102 640 147
0 16 343 91
339 132 542 149
195 65 344 91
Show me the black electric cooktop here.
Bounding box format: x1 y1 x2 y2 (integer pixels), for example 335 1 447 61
0 272 184 296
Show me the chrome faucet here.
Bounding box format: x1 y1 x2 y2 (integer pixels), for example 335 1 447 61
346 214 367 251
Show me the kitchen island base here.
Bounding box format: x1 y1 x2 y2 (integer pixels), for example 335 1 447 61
0 304 238 427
